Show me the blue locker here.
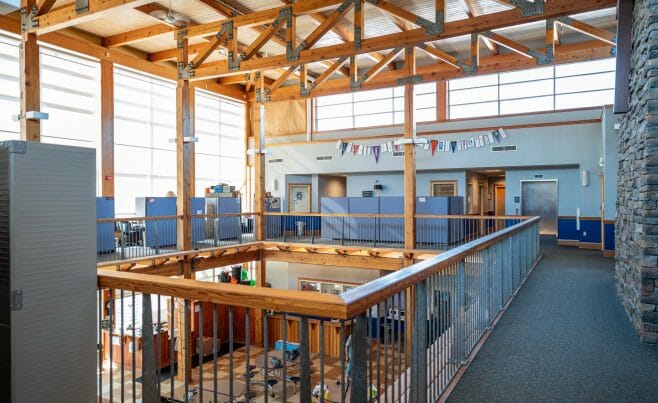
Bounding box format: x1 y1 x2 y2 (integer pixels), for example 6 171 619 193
320 197 348 241
191 197 206 244
348 197 379 242
96 197 115 253
206 197 242 240
379 197 404 243
135 197 177 248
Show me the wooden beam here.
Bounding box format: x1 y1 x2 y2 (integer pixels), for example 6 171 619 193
29 0 153 34
262 250 404 270
253 84 266 242
242 18 286 61
312 57 348 90
176 33 193 255
182 0 346 39
190 30 229 68
482 32 535 59
268 66 297 92
259 39 613 101
360 47 403 84
19 0 40 142
417 43 461 69
556 16 616 46
101 60 114 197
35 0 57 16
437 80 447 120
370 0 429 28
403 46 416 250
102 23 174 48
191 0 616 79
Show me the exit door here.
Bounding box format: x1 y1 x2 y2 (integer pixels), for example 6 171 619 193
521 180 558 235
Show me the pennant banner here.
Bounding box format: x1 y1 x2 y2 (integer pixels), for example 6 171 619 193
336 128 509 159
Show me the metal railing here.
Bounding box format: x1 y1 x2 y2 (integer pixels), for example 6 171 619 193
190 213 257 250
96 216 540 402
97 215 180 262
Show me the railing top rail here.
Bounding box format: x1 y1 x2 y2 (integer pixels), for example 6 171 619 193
261 212 531 220
260 241 438 257
415 214 531 220
97 215 181 223
97 216 540 320
97 269 347 318
339 216 540 318
191 212 257 218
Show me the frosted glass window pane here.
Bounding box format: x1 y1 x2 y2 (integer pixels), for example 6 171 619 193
393 86 404 97
500 66 553 84
316 117 352 131
449 74 497 90
415 92 437 109
449 102 498 119
115 145 152 175
555 72 614 94
115 119 151 148
316 103 353 119
555 58 615 77
353 87 393 102
500 96 554 114
354 98 393 115
0 75 18 98
394 111 404 125
416 107 437 122
499 79 553 100
393 97 404 111
0 98 19 135
449 85 498 105
315 93 352 106
354 113 393 127
415 82 436 94
115 175 150 215
197 133 221 154
555 90 614 109
152 149 176 176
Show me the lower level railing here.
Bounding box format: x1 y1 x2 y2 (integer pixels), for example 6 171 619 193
96 217 540 402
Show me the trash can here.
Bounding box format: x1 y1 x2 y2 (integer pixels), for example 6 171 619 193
296 221 306 237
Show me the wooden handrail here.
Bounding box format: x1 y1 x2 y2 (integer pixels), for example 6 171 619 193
97 215 181 223
190 212 258 218
262 212 531 220
97 217 540 320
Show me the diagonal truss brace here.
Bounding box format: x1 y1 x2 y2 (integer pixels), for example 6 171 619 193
351 47 404 89
366 0 444 36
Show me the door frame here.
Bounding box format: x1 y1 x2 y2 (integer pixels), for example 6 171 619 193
288 183 312 213
520 179 558 235
494 185 506 216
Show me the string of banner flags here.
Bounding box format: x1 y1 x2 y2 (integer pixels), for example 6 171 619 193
336 128 508 163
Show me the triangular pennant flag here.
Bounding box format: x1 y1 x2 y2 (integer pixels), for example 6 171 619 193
488 133 495 144
499 128 507 139
479 135 485 147
492 130 501 142
450 141 457 153
431 140 438 156
341 142 348 155
336 139 343 150
353 144 359 155
374 145 381 163
468 138 475 148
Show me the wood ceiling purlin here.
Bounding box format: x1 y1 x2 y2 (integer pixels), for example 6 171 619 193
555 16 616 46
259 39 614 102
187 0 616 81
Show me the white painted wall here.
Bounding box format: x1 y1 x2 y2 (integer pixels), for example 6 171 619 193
265 261 382 290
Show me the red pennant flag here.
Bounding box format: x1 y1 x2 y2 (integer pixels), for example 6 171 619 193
431 140 438 156
353 144 359 155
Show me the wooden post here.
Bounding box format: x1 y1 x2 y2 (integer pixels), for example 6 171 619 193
403 46 416 250
19 0 40 142
253 76 267 346
403 46 417 365
176 27 193 382
100 60 115 197
437 80 447 121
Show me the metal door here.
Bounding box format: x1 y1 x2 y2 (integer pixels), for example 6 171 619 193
521 180 558 235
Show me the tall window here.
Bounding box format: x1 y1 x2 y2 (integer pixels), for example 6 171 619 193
114 67 177 216
314 82 437 131
194 89 245 197
448 58 616 119
0 34 101 190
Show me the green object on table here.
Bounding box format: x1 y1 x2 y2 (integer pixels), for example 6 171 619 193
241 267 249 281
249 279 256 286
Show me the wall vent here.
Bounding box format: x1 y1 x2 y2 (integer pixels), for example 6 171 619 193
491 145 517 152
268 158 283 163
316 156 333 161
392 151 405 157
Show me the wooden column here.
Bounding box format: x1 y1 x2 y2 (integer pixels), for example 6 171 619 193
101 59 115 197
19 0 40 142
189 89 196 197
253 77 267 346
176 28 193 382
403 47 416 250
437 80 447 121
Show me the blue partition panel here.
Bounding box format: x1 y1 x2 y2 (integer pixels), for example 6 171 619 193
416 197 452 244
579 219 602 245
557 217 578 241
604 222 615 251
96 197 115 253
217 198 242 240
265 198 282 238
348 197 379 242
320 197 348 241
136 197 177 248
191 197 206 243
379 197 404 243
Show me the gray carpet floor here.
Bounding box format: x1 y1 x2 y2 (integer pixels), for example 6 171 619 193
448 241 658 403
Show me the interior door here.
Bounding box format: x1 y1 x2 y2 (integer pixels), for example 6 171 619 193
494 186 506 216
289 184 311 213
521 180 558 235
